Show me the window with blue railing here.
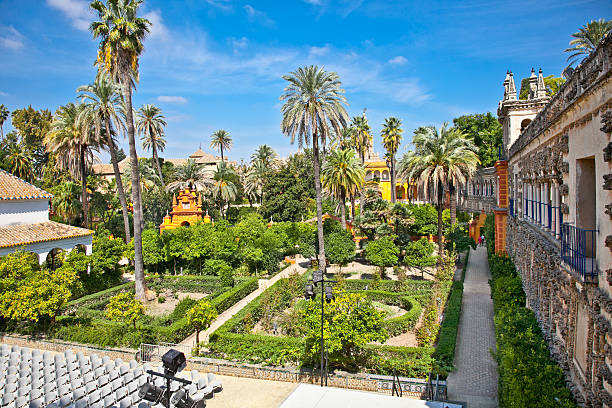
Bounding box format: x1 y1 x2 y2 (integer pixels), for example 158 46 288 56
561 223 598 280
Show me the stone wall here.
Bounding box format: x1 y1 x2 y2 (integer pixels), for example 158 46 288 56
506 218 612 406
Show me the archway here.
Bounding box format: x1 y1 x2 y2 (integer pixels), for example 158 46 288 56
180 221 191 227
46 248 64 270
382 170 389 181
520 118 532 132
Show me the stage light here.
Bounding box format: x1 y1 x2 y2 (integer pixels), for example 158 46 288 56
138 382 168 406
171 389 206 408
162 349 186 376
305 283 315 300
324 285 334 303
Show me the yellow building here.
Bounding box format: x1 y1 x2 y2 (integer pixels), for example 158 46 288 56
159 188 211 232
364 160 417 201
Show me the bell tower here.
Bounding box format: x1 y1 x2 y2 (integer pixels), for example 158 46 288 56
497 68 550 156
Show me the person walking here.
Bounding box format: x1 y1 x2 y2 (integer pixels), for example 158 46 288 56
480 234 485 247
477 235 482 247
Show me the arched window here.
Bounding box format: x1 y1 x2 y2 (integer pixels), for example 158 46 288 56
181 221 190 227
382 170 389 181
520 119 532 132
365 170 372 181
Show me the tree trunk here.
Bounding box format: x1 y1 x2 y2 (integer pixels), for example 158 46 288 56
313 136 326 276
450 183 457 226
437 182 444 256
359 153 365 217
390 155 396 203
80 147 89 228
196 330 200 345
220 145 224 161
340 188 347 230
105 116 131 243
152 143 165 190
350 195 356 222
122 72 148 301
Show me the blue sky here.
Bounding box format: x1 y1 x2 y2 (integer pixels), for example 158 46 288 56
0 0 609 163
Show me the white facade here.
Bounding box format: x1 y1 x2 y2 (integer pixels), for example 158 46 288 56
0 199 49 227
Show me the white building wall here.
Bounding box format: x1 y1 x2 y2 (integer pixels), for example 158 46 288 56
0 235 93 264
0 199 49 227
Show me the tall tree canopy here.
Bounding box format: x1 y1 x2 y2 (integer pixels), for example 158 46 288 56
452 113 502 167
518 75 565 100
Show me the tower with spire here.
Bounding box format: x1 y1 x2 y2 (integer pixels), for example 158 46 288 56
498 68 550 155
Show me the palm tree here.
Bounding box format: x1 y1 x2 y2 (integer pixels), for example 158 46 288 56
45 102 100 228
321 149 364 229
122 159 160 195
165 159 213 192
51 181 82 224
90 0 151 300
7 145 33 181
0 104 9 139
565 19 612 67
398 124 479 253
77 72 131 242
211 161 237 218
381 117 403 204
210 130 232 161
251 144 278 169
280 65 349 276
350 115 372 216
136 104 167 189
244 160 267 205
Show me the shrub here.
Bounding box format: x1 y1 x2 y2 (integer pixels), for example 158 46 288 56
325 230 356 270
364 236 399 272
403 238 436 268
105 293 144 329
186 301 218 344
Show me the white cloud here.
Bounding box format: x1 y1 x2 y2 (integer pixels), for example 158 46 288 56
303 0 323 4
144 10 169 41
309 45 330 57
0 91 8 96
46 0 92 32
243 5 275 27
157 96 188 104
0 26 25 50
205 0 232 10
230 36 248 52
388 55 408 65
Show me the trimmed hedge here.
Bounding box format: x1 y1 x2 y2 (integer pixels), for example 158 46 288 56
483 215 576 407
207 274 436 376
209 277 259 314
431 250 469 376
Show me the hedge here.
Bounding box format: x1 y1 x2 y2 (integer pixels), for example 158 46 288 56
483 215 576 407
207 274 437 376
431 250 469 376
209 277 259 314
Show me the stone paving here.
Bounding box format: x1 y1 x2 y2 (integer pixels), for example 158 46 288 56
446 246 498 407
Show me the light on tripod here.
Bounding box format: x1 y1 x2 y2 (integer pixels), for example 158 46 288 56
305 283 315 300
171 389 206 408
162 349 186 376
325 285 334 303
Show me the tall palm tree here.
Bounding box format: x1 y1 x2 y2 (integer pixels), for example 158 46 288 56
381 117 403 204
565 19 612 67
45 102 100 228
51 181 82 224
398 124 479 253
7 145 34 181
350 115 372 216
90 0 151 300
0 104 9 139
210 130 232 161
251 144 278 169
122 159 160 195
165 158 213 192
211 161 237 218
136 104 167 189
280 65 349 276
244 160 267 205
321 149 364 229
77 72 131 242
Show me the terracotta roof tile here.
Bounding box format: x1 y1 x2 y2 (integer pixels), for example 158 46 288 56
0 221 93 249
0 169 52 201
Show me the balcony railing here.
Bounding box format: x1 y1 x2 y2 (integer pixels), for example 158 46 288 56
561 223 598 280
509 198 514 217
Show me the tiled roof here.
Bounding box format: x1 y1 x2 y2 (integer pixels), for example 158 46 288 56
0 169 52 201
0 221 93 249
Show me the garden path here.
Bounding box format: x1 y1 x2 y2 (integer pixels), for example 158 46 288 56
180 257 310 351
446 246 498 407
